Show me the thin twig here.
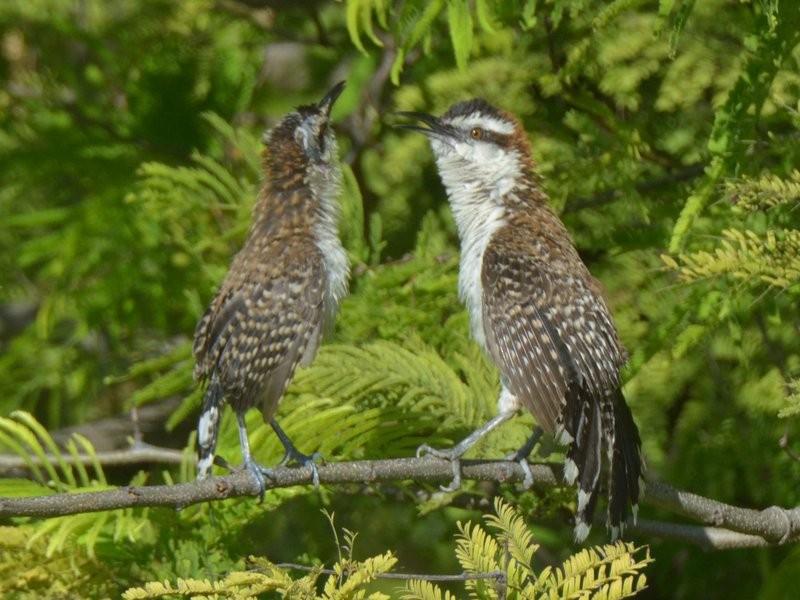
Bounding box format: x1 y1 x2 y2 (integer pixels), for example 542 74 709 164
273 562 505 582
0 444 185 474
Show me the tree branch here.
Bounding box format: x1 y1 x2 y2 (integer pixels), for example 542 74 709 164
632 518 773 550
0 458 552 517
644 480 800 545
0 443 185 475
1 456 797 550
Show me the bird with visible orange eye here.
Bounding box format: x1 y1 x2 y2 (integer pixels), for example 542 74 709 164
397 98 644 543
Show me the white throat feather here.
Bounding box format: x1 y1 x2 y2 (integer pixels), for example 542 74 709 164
429 137 523 348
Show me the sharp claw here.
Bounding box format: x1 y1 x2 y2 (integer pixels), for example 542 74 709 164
213 454 236 472
293 453 322 487
243 459 268 501
270 419 321 485
517 457 534 490
279 448 323 486
417 443 460 461
416 444 464 491
505 428 542 490
438 459 462 491
419 411 520 490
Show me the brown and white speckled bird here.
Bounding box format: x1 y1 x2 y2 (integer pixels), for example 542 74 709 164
398 99 643 542
193 82 349 492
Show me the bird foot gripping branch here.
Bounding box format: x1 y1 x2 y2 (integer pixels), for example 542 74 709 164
416 408 521 492
398 99 644 543
192 81 349 496
417 422 542 493
271 419 322 487
505 427 544 490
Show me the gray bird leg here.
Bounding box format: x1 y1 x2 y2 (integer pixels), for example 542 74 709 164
506 427 544 489
270 419 322 487
236 412 271 499
417 408 517 492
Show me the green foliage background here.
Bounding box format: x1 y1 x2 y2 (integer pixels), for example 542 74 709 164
1 0 799 597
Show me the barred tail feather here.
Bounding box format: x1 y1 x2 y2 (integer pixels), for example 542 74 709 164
607 389 644 540
197 374 223 480
571 397 603 543
561 385 641 543
562 384 587 485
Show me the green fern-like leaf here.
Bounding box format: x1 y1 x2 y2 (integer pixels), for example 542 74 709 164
484 497 539 579
669 2 800 251
726 170 800 212
287 339 497 458
400 579 458 600
123 561 307 599
668 228 800 290
406 499 651 600
346 0 387 54
321 552 397 600
454 519 502 598
447 0 473 71
0 412 154 559
0 524 119 598
0 411 110 492
124 550 394 599
547 542 652 599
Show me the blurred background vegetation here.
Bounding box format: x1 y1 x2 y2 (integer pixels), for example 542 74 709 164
1 0 799 597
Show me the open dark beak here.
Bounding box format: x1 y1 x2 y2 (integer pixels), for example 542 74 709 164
317 81 346 117
395 111 456 141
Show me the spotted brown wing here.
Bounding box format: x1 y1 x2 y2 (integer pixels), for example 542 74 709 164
480 223 637 540
481 227 625 428
193 237 326 421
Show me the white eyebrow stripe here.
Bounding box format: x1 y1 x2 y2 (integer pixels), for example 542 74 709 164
446 114 515 135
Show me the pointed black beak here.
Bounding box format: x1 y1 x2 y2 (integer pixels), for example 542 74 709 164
317 80 346 117
394 111 456 141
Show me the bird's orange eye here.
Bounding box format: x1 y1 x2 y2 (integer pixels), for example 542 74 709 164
470 127 484 140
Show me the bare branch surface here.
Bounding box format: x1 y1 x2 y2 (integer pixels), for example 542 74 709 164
644 480 800 545
2 456 798 550
0 444 185 475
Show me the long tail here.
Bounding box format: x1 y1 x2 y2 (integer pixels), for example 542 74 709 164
196 374 223 480
606 388 644 540
563 386 643 542
563 385 603 543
